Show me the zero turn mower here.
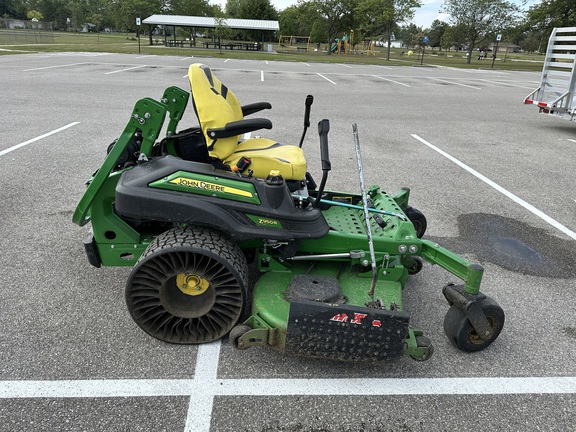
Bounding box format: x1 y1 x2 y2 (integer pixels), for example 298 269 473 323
73 63 504 362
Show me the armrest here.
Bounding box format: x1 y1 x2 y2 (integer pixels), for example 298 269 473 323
241 102 272 117
207 118 272 139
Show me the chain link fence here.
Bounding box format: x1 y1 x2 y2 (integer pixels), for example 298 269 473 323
0 19 55 44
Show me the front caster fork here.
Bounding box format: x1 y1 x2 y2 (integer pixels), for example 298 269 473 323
443 283 494 342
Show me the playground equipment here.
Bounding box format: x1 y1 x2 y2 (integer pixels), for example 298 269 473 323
331 34 351 54
358 40 376 56
524 27 576 121
278 35 311 52
73 63 505 363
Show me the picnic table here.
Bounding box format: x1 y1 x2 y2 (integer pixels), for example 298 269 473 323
202 42 262 51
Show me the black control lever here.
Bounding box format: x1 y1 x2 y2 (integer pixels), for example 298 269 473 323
314 119 331 207
298 95 314 148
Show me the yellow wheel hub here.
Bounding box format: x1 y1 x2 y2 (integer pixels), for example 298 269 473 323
176 273 210 296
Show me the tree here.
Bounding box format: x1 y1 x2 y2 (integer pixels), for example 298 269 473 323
356 0 421 60
169 0 211 17
441 0 520 64
106 0 163 32
213 8 232 53
396 23 422 48
27 10 44 21
527 0 576 35
311 0 356 55
521 32 540 53
427 19 447 49
1 0 27 19
225 0 241 17
238 0 278 41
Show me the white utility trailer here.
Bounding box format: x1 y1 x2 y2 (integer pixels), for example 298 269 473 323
524 27 576 121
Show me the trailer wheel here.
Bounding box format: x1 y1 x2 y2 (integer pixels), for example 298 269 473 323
443 297 504 352
125 228 248 344
403 206 427 238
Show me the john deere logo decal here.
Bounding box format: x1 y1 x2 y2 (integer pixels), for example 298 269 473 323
169 177 253 198
149 171 260 204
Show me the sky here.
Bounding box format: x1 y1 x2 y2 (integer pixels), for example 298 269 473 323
210 0 540 30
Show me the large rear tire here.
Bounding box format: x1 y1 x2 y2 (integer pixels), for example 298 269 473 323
125 228 248 344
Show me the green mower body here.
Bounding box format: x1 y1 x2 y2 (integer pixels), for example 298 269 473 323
73 82 504 363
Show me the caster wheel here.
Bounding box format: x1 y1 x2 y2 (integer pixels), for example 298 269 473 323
410 335 434 361
229 325 252 349
406 256 423 275
403 206 427 238
444 296 504 352
125 228 248 344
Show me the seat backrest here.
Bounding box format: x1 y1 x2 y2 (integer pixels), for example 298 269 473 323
188 64 243 160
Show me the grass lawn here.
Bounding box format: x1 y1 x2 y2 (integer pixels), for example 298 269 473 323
0 30 545 71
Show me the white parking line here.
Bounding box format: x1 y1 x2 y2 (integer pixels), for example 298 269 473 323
180 57 195 61
411 134 576 240
184 341 220 431
372 75 410 87
0 122 80 157
317 73 337 85
135 55 156 59
568 139 576 143
224 59 231 63
479 79 534 89
23 62 87 72
2 335 576 432
3 375 575 398
339 64 352 68
105 65 146 75
428 77 482 90
261 70 264 82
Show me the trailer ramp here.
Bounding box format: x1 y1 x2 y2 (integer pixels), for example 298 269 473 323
524 27 576 121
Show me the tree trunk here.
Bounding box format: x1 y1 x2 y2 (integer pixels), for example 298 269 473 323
466 44 473 64
386 31 391 61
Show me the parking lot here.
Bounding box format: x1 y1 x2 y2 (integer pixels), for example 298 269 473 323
0 52 575 431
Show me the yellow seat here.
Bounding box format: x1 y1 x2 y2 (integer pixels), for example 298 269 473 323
188 63 307 180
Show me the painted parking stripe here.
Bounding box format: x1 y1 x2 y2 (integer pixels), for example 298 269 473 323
372 75 410 87
105 65 146 75
184 340 220 431
411 134 576 240
2 337 576 432
317 73 337 85
23 62 88 72
568 139 576 143
428 77 482 90
479 79 534 89
2 375 575 398
135 55 156 59
0 122 80 157
261 70 264 82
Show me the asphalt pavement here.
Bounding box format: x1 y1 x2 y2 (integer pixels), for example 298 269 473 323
0 52 575 431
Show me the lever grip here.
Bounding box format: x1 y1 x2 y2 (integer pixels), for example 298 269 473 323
317 119 331 171
304 95 313 127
